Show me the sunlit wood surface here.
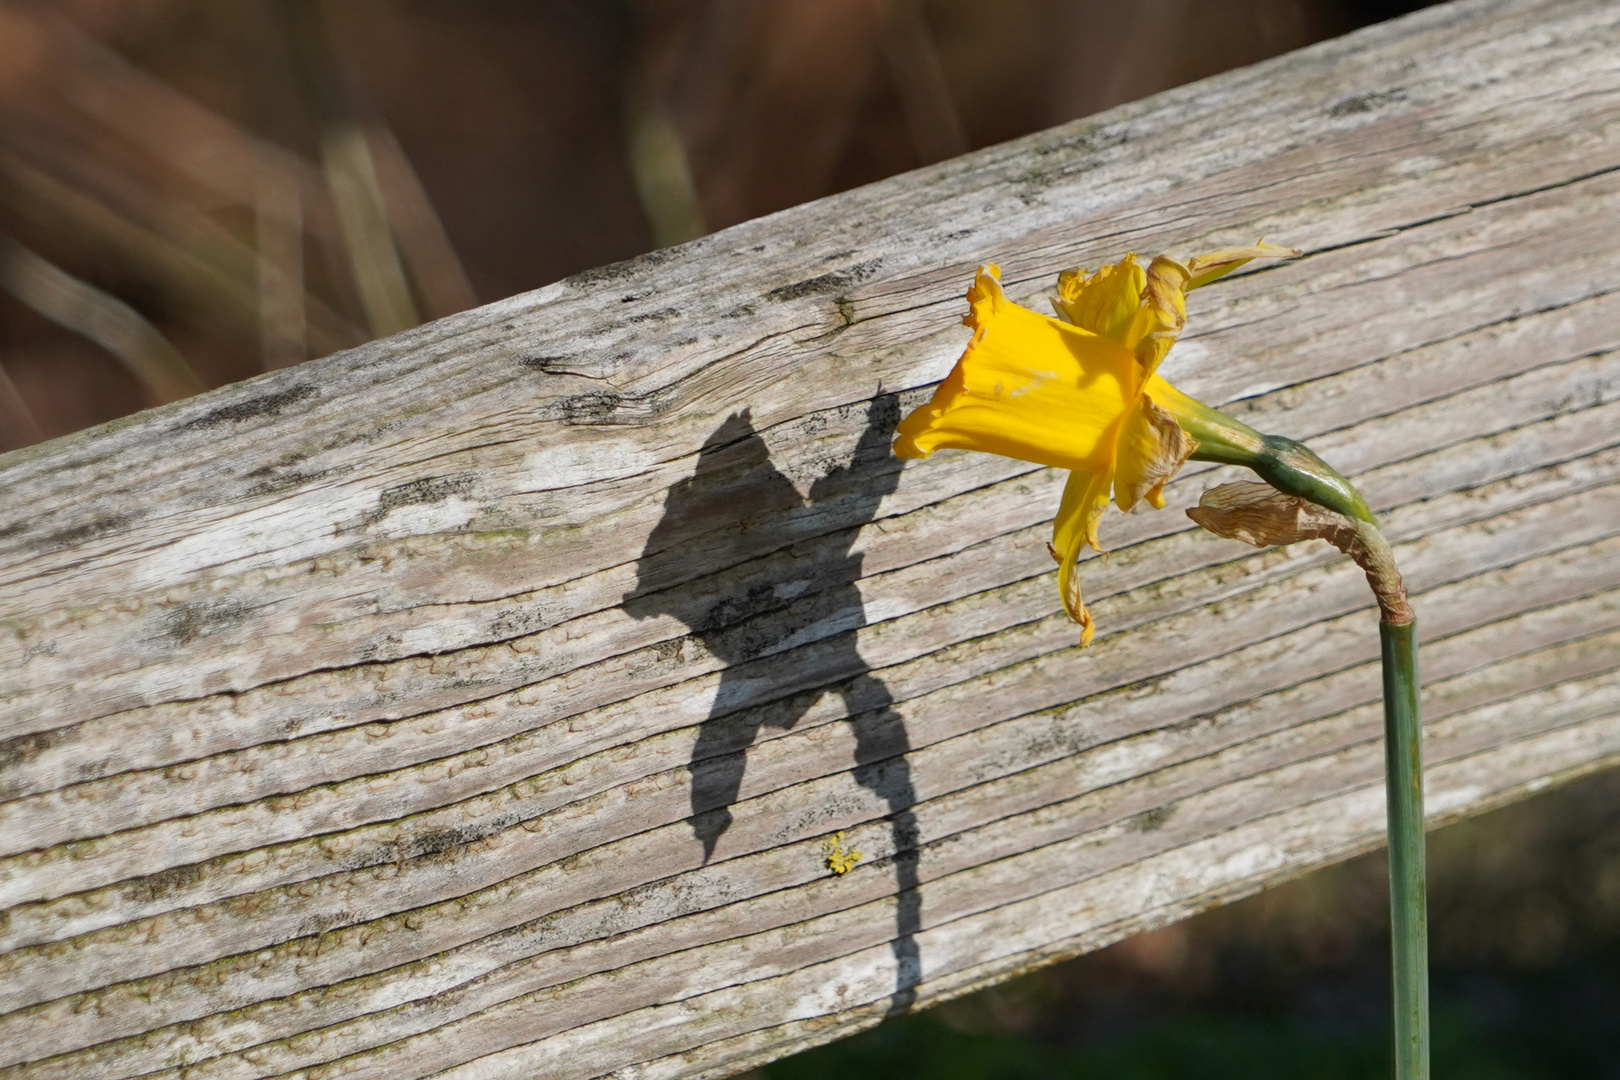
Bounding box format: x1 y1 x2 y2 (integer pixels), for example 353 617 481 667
3 0 1619 1075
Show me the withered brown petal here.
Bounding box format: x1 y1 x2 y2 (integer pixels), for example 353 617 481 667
1184 481 1355 549
1187 482 1413 625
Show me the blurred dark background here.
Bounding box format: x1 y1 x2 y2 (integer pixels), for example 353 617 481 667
14 4 1618 1080
1 0 1430 451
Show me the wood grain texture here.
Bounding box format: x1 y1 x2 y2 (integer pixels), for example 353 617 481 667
3 0 1620 1075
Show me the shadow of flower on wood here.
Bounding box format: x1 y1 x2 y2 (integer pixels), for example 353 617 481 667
624 393 921 1013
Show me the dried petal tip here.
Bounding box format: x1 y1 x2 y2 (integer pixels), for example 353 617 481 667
1184 239 1303 290
1188 482 1413 625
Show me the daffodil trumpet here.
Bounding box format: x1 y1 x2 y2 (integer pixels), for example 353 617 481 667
894 244 1427 1080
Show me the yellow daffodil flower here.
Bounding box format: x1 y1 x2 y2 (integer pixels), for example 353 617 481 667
894 242 1300 645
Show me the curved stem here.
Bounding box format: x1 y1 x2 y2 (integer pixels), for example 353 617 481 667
1175 392 1426 1078
1163 389 1376 524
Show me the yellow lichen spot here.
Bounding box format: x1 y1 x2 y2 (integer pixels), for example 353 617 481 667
821 831 862 875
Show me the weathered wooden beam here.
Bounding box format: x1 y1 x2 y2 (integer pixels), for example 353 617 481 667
2 0 1618 1075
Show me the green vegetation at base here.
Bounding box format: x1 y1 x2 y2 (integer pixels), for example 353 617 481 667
764 766 1620 1080
766 985 1616 1080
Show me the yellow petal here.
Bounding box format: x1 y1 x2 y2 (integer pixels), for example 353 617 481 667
894 267 1139 472
1052 466 1113 646
1141 373 1202 417
1113 394 1195 512
1053 256 1145 345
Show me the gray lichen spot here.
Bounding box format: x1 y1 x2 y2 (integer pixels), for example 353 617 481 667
1328 88 1407 117
38 511 136 552
1126 806 1176 833
182 384 318 430
123 862 207 904
765 260 882 303
378 475 476 514
164 599 250 646
0 728 63 797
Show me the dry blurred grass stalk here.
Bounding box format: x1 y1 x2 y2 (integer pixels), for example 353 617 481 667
0 360 42 444
879 0 968 164
286 0 419 337
254 163 306 371
366 123 478 319
0 232 203 400
0 0 481 447
0 0 1395 453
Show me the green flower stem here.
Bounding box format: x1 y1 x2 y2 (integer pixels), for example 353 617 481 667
1173 394 1376 525
1175 393 1427 1079
1382 619 1429 1080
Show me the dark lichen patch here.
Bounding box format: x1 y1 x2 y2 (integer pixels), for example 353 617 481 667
487 606 551 640
72 754 115 784
1329 88 1406 117
164 599 250 646
520 355 573 372
559 384 673 426
1016 127 1127 199
378 475 476 514
182 384 317 430
0 728 64 796
835 297 856 326
1017 157 1106 200
243 451 310 478
403 820 513 860
245 470 323 498
122 862 206 904
565 247 680 288
558 391 624 424
765 259 883 303
1016 720 1094 762
1126 805 1176 833
629 307 680 324
566 261 637 287
1033 123 1125 158
38 511 135 552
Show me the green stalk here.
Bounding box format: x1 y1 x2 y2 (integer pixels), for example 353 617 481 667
1381 619 1429 1080
1178 393 1429 1078
1176 394 1375 525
